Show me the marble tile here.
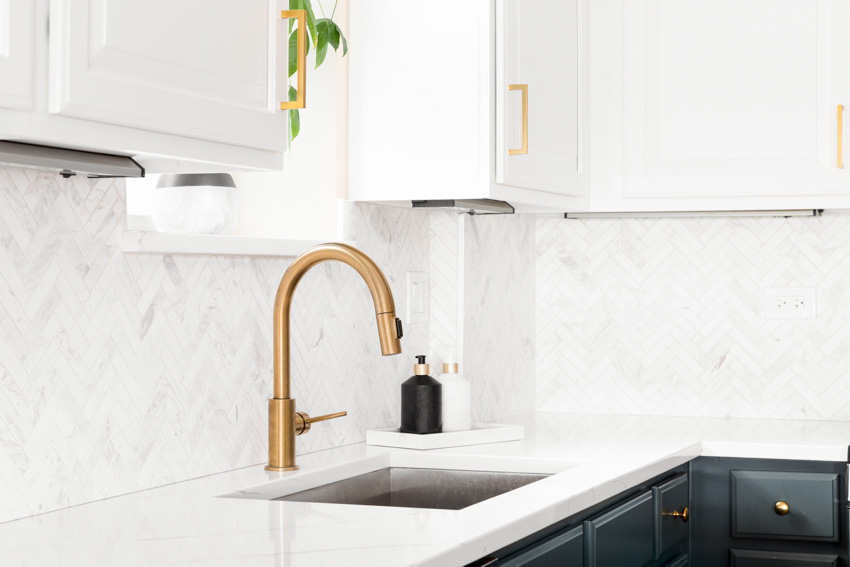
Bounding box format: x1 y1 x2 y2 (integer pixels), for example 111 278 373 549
428 210 460 372
465 214 536 422
0 169 430 523
536 213 850 420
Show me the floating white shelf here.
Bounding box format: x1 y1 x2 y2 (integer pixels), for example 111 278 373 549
121 231 353 258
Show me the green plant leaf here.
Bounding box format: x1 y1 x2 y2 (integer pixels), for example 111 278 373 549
341 29 348 56
289 86 300 141
288 0 297 33
290 0 318 47
328 21 340 51
288 28 311 77
288 31 297 77
315 20 329 68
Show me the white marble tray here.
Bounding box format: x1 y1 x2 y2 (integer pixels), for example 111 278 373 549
366 422 524 450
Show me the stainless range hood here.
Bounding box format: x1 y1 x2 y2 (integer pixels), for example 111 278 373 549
0 141 145 179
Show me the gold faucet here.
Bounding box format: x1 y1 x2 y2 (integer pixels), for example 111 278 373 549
266 243 403 471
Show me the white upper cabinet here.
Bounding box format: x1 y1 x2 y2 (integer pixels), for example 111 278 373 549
591 0 850 212
49 0 285 152
349 0 589 212
497 0 586 198
0 0 34 111
0 0 291 173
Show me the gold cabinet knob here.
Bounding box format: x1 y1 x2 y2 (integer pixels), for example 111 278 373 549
663 507 689 523
775 501 790 516
295 410 347 435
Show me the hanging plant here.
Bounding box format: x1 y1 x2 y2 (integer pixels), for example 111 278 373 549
287 0 348 142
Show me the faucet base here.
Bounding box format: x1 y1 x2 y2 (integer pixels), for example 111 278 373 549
268 398 298 471
265 465 299 472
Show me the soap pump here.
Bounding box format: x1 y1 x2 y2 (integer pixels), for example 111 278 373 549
400 355 442 434
439 355 472 432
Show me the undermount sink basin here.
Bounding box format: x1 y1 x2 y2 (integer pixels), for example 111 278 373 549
275 467 550 510
222 453 581 511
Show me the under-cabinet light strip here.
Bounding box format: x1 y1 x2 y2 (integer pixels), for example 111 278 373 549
564 210 821 219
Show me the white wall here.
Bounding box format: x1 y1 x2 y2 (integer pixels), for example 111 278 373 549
232 0 348 240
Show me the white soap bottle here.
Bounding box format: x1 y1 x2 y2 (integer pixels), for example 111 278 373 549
439 353 472 432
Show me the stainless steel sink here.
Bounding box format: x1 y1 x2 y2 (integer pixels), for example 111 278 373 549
274 467 550 510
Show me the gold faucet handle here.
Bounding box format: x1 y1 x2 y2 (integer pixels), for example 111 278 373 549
295 411 347 436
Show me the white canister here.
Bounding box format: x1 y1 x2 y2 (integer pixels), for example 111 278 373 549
152 173 240 235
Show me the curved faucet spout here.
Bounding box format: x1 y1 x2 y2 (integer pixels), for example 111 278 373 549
267 243 403 471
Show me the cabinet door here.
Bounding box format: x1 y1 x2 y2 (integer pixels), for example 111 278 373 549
500 526 583 567
622 0 850 199
0 0 34 110
654 474 689 559
48 0 287 151
584 490 654 567
497 0 587 197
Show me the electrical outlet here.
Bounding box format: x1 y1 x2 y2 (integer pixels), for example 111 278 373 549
775 296 806 311
765 287 816 320
406 272 428 324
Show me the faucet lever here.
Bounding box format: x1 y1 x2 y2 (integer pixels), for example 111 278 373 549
295 410 347 436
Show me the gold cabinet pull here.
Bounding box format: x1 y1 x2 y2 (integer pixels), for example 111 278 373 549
509 84 528 155
663 507 689 523
839 105 844 169
775 501 790 516
280 10 307 110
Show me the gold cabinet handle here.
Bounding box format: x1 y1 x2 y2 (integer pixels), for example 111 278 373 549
281 10 307 110
839 105 844 169
663 507 689 523
775 501 790 516
295 410 346 435
509 84 528 155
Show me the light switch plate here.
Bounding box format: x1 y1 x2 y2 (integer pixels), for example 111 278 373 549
406 271 428 323
764 287 816 320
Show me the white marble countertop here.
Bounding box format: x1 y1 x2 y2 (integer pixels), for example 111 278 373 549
3 412 850 567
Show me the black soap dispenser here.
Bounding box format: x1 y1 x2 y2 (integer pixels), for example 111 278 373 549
401 355 442 434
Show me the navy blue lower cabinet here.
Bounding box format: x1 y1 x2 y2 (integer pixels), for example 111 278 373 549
463 466 689 567
729 549 838 566
730 471 839 542
498 525 583 567
584 490 654 567
653 473 689 560
663 554 688 567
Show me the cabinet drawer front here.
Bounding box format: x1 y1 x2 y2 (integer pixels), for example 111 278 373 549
730 549 838 567
731 471 839 541
584 490 653 567
653 474 689 559
499 526 583 567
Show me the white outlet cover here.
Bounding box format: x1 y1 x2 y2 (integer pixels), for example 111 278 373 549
406 271 428 323
764 287 816 320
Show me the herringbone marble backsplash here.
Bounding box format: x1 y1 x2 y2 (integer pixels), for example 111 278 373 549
536 214 850 420
0 169 435 524
466 213 535 421
19 163 837 524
